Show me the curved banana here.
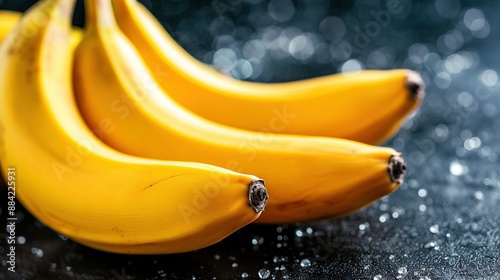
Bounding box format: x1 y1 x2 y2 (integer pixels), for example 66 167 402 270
0 10 82 49
73 0 406 224
111 0 424 145
0 10 20 42
0 0 267 254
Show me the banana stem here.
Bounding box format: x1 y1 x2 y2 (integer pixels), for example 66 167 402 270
388 154 406 184
406 71 425 101
248 179 268 213
84 0 117 29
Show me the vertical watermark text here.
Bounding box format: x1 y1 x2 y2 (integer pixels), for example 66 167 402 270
5 167 17 273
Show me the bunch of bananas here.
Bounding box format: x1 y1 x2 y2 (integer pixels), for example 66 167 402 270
0 0 423 254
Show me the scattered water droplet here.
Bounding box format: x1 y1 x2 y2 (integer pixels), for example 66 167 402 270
373 274 383 280
17 236 26 244
389 255 395 260
430 224 440 234
379 213 390 223
474 191 484 200
450 160 468 176
300 258 311 268
214 254 221 260
418 189 428 197
306 227 313 235
242 272 249 278
419 204 427 212
295 229 303 237
397 266 407 278
258 268 271 279
58 234 69 241
232 262 238 268
424 241 437 249
31 247 44 258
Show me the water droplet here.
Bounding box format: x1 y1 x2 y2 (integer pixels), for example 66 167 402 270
464 137 482 150
424 241 437 249
17 236 26 244
418 189 428 198
446 233 451 238
450 160 467 176
389 255 395 260
31 247 44 258
480 69 498 87
340 59 363 73
430 224 440 234
58 234 69 241
258 268 271 279
276 226 283 233
373 274 383 280
214 254 221 260
464 8 485 31
359 223 367 231
242 272 249 278
300 258 311 268
419 204 427 212
65 266 72 272
306 227 313 235
295 229 303 237
474 191 484 200
379 213 390 223
232 262 238 268
397 266 408 278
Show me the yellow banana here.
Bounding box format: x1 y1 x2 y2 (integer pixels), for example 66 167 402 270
0 9 83 49
111 0 424 145
73 0 406 224
0 0 267 254
0 10 20 42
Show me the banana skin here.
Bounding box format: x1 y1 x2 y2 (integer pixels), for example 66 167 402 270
0 0 267 254
73 0 407 224
1 4 424 145
112 0 425 145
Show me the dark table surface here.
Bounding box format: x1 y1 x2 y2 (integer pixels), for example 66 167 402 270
1 0 500 279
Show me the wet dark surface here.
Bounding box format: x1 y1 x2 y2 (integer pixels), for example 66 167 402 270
1 0 500 279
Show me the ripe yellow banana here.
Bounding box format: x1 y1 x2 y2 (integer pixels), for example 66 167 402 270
0 9 83 49
111 0 425 145
73 0 407 224
0 10 20 42
0 0 267 254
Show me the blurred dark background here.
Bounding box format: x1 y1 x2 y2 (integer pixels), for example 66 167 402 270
1 0 500 279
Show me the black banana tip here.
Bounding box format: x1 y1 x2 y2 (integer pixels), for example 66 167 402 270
406 70 425 101
248 179 268 213
389 153 406 184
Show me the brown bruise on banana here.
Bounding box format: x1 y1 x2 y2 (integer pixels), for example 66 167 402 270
388 153 406 184
248 179 268 213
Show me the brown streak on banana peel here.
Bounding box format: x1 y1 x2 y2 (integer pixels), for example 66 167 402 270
275 200 308 211
388 153 406 184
